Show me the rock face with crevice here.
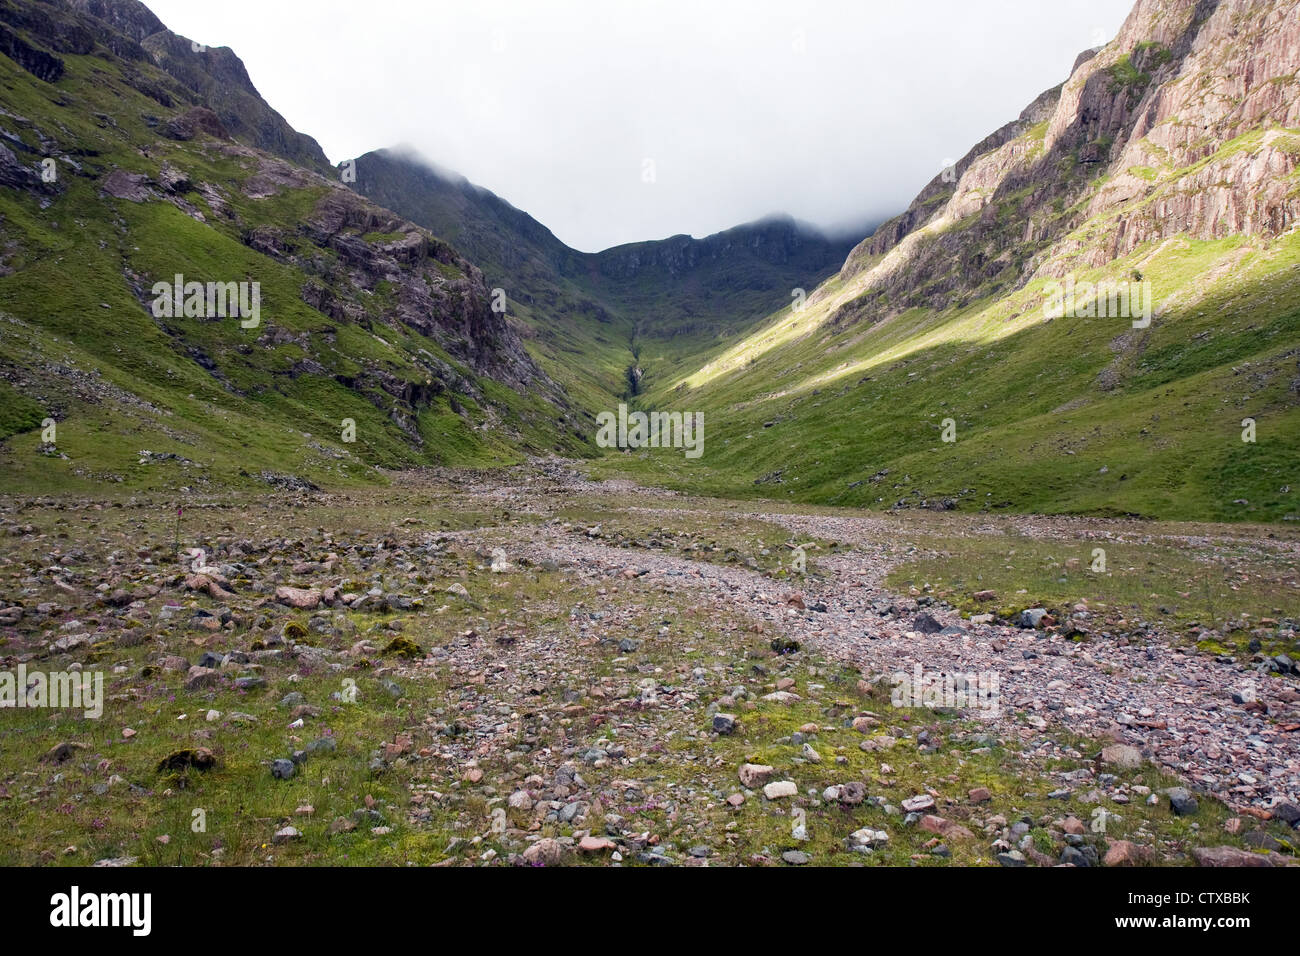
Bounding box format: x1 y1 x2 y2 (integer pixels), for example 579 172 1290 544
835 0 1300 321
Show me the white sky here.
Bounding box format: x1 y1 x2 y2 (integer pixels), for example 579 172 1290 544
142 0 1135 252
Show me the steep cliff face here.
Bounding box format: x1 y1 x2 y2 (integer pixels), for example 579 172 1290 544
837 0 1300 318
292 188 549 395
1063 0 1300 265
848 85 1064 276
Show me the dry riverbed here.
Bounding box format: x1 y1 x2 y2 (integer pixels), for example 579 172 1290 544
0 463 1296 866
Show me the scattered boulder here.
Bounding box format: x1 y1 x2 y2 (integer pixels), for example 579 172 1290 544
1192 846 1278 867
1099 744 1144 770
41 742 87 765
272 825 302 845
521 838 564 867
763 780 798 800
275 586 322 610
1103 840 1150 867
1017 608 1048 629
1166 787 1199 816
739 763 775 788
913 612 943 633
185 665 220 691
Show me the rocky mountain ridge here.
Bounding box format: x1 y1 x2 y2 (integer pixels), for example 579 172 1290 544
838 0 1300 320
349 147 861 343
619 0 1300 522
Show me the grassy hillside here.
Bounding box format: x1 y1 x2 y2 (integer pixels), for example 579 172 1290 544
589 2 1300 524
0 2 587 496
594 158 1300 522
347 149 862 417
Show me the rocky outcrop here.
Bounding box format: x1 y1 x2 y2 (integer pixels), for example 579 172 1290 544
0 23 65 82
836 0 1300 319
163 106 230 142
9 0 333 171
278 185 554 398
0 142 40 189
0 1 97 61
846 84 1063 278
64 0 164 42
139 29 331 172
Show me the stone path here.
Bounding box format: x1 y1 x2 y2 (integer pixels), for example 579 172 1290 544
528 508 1300 815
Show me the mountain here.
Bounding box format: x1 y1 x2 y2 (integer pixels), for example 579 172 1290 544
0 0 586 494
609 0 1300 522
0 0 866 495
9 0 331 171
3 0 1295 522
346 147 862 408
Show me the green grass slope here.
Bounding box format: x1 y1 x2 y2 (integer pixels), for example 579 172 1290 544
346 149 863 415
593 1 1300 523
596 230 1300 522
0 1 587 495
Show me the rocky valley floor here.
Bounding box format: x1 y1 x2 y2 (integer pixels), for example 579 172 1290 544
0 463 1297 867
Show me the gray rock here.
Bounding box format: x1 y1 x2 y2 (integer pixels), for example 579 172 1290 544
913 612 943 633
1167 788 1199 816
1017 608 1048 629
1061 845 1091 867
272 825 302 844
1242 831 1282 851
712 713 737 735
1270 803 1300 826
1099 744 1143 770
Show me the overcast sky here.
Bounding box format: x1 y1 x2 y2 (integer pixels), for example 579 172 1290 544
144 0 1134 252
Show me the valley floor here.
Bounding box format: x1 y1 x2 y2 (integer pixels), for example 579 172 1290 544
0 463 1296 866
